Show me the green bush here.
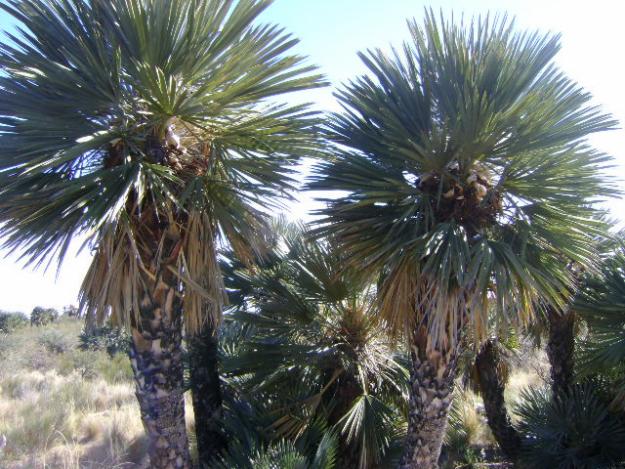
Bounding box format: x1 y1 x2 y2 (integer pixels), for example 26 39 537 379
0 311 28 333
78 325 130 357
58 349 100 379
96 352 134 384
63 304 80 318
38 329 71 354
515 383 625 469
30 306 59 326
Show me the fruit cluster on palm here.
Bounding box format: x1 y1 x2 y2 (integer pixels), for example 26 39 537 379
0 2 621 469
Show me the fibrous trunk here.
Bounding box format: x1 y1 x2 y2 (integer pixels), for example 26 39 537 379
475 338 521 461
398 327 460 469
130 313 190 469
128 222 191 468
547 306 575 398
188 323 227 466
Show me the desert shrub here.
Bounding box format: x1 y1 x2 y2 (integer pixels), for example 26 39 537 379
0 332 14 359
442 389 491 468
0 374 26 399
3 378 93 453
79 325 130 357
58 343 133 384
96 352 134 384
55 378 97 411
62 305 80 318
7 398 70 451
38 329 71 354
515 383 625 469
58 349 100 379
30 306 59 327
0 311 28 333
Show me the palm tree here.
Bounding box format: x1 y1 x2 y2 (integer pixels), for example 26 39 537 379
545 305 576 397
475 238 618 463
509 235 625 468
309 11 616 468
223 223 409 468
474 337 521 460
0 1 324 467
575 235 625 407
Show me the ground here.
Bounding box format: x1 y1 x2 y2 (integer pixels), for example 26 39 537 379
0 318 546 468
0 318 198 468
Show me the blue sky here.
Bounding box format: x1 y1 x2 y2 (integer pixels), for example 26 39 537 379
0 0 624 313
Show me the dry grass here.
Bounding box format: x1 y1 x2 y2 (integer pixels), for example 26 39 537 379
452 388 496 447
0 318 194 469
505 345 549 424
0 319 548 468
443 342 548 467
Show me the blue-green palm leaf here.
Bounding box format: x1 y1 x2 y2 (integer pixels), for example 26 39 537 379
0 0 325 330
574 237 625 407
514 383 625 468
222 222 408 468
308 11 617 344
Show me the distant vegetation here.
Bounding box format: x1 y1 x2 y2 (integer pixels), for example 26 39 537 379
0 317 147 468
0 312 28 333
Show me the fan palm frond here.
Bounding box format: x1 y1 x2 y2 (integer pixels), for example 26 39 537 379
514 382 625 468
222 221 408 468
0 0 326 331
308 10 617 345
574 236 625 407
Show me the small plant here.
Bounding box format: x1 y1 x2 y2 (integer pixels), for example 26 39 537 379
62 305 80 318
38 329 71 354
30 307 59 327
216 434 338 469
515 383 625 469
78 325 130 357
0 311 28 333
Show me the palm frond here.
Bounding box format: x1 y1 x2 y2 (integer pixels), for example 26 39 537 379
514 382 625 468
0 0 326 331
308 10 618 346
221 221 408 468
574 238 625 407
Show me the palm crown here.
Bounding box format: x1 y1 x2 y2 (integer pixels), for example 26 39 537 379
0 0 325 330
309 12 617 345
222 222 408 468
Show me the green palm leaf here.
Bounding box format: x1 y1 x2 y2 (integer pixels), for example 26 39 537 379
221 222 408 468
308 10 618 344
0 0 326 330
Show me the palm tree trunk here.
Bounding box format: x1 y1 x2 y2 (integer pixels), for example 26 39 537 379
399 327 460 469
547 306 575 398
188 323 227 466
128 218 191 469
475 338 521 461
